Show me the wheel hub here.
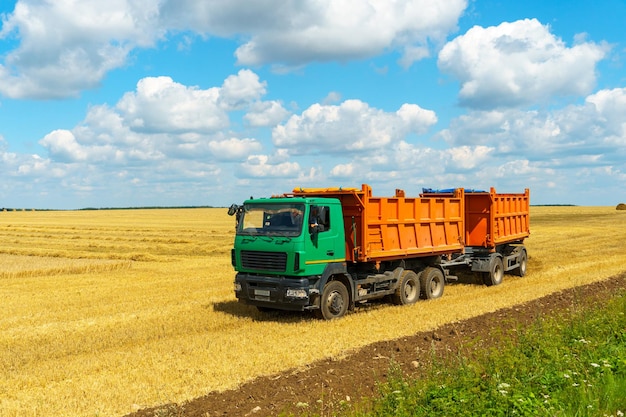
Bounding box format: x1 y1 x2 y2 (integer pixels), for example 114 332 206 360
327 291 344 315
405 282 417 298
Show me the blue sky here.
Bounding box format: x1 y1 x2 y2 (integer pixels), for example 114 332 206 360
0 0 625 209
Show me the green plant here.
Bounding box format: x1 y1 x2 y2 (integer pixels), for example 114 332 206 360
341 290 626 417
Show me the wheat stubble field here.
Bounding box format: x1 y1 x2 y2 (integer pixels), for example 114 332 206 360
1 206 625 416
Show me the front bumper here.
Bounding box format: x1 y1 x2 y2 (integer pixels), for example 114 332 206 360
235 273 317 311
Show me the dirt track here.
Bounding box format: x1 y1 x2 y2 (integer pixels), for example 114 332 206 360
127 273 626 417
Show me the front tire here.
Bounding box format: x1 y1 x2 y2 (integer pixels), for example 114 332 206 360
420 267 445 300
315 280 349 320
391 271 421 305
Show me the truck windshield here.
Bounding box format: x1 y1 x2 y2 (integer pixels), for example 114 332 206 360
238 203 305 237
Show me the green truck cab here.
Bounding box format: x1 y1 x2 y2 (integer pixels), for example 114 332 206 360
231 197 348 318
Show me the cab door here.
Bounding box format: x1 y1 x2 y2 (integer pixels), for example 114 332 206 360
303 204 342 275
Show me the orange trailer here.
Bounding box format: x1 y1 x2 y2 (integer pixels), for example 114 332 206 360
421 187 530 249
421 186 530 285
465 187 530 248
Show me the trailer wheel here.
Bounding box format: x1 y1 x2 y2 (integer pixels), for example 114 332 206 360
420 267 444 300
315 280 349 320
391 271 421 305
483 256 504 286
513 248 528 277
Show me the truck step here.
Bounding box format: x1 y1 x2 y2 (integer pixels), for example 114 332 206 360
445 274 459 282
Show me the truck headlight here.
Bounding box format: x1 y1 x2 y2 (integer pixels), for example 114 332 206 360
234 282 242 292
286 288 307 299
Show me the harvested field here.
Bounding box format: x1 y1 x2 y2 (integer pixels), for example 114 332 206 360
0 254 130 279
0 207 625 416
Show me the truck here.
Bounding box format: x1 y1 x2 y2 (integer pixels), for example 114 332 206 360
229 184 530 319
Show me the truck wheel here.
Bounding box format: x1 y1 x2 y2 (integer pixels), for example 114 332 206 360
420 267 444 300
513 248 528 277
315 280 349 320
483 256 504 286
391 271 421 305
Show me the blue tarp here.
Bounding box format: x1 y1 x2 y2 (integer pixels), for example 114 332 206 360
422 188 487 194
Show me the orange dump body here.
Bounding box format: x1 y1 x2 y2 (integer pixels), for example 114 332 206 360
422 187 530 249
291 184 465 263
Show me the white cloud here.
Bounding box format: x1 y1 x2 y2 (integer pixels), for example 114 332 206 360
322 92 342 105
492 160 541 178
438 18 608 108
585 87 626 141
0 0 467 98
446 145 493 170
329 163 354 178
16 154 67 180
434 87 626 180
0 0 162 98
110 69 277 134
39 130 88 162
240 154 301 178
327 141 495 190
398 45 431 68
397 104 439 132
162 0 467 68
229 0 467 68
244 101 290 127
116 76 226 134
39 130 120 163
31 71 274 197
2 57 625 209
273 100 437 153
219 69 267 110
439 109 561 154
208 138 262 161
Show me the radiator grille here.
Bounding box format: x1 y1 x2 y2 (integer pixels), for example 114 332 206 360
241 251 287 272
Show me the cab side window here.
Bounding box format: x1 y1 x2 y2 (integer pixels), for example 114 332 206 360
311 205 331 232
319 206 330 231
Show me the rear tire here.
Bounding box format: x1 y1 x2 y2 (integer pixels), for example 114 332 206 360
483 256 504 286
513 248 528 277
420 267 445 300
391 271 421 305
315 280 349 320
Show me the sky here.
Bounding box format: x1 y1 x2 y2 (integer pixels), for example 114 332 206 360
0 0 625 209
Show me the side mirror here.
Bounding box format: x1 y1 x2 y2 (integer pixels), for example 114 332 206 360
227 204 239 216
228 204 243 228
